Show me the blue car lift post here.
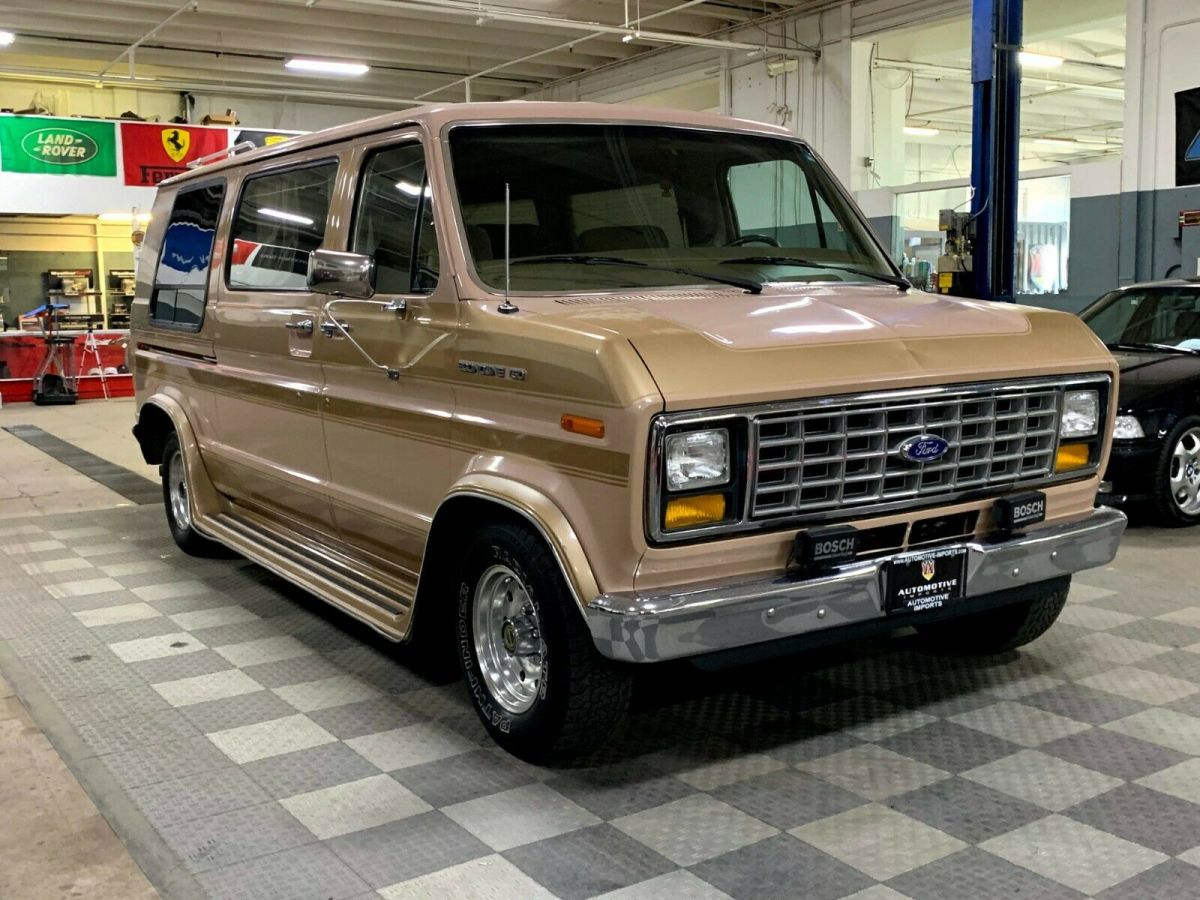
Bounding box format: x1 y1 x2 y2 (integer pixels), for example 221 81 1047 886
969 0 1022 302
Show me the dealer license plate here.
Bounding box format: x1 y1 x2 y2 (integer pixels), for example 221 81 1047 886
885 546 969 614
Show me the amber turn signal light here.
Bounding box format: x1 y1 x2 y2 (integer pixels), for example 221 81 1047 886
1055 442 1091 473
664 494 727 529
561 414 605 439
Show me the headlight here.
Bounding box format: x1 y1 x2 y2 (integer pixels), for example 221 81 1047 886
665 429 730 491
1112 415 1145 439
1061 390 1099 438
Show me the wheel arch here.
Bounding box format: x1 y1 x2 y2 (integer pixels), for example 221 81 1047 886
132 395 223 521
410 474 601 643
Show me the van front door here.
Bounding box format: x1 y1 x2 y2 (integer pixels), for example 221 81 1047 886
315 136 456 587
207 158 341 536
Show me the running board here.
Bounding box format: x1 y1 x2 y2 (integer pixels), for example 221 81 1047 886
202 509 414 642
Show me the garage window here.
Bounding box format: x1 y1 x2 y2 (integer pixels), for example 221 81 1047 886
228 160 337 291
351 143 439 294
151 181 225 329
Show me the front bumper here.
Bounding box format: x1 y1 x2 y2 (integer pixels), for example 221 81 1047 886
586 507 1126 663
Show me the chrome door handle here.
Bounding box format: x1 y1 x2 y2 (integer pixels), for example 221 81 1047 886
320 320 352 337
285 318 314 334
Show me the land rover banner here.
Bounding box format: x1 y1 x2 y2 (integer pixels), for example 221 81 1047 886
0 117 117 176
120 122 229 186
1176 86 1200 187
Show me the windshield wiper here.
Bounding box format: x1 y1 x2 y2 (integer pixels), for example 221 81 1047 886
510 254 762 294
720 255 911 291
1106 341 1200 356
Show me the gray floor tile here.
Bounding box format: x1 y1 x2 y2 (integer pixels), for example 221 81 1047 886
176 689 299 733
156 801 316 873
326 811 489 888
128 766 268 827
889 776 1048 843
613 794 778 867
709 769 864 831
1094 860 1200 900
1067 783 1200 856
1040 728 1189 781
1020 683 1147 725
504 824 675 900
99 735 234 790
888 847 1083 900
196 843 371 900
877 719 1023 773
395 747 542 809
243 741 382 799
963 749 1122 811
307 696 428 740
591 869 733 900
444 782 602 852
240 653 346 689
376 853 557 899
691 833 872 900
129 649 235 684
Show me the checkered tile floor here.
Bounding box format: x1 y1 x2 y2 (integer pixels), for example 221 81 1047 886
2 506 1200 899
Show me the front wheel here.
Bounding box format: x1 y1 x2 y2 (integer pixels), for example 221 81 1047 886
455 522 632 763
1154 417 1200 526
915 577 1070 655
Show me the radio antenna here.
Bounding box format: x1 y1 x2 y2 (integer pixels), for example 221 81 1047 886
498 181 519 314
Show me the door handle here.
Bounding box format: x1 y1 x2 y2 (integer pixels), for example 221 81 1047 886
320 320 352 337
285 318 314 334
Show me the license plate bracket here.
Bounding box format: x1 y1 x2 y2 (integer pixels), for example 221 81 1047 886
885 546 969 614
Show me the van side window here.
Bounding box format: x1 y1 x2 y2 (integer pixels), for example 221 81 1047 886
352 143 438 294
151 181 225 328
228 161 337 291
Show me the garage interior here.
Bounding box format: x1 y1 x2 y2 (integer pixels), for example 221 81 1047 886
2 1 1200 899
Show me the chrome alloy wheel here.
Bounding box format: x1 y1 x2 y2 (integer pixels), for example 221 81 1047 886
167 448 192 531
472 564 546 714
1170 427 1200 516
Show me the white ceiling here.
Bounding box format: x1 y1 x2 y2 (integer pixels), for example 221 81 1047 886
0 0 815 108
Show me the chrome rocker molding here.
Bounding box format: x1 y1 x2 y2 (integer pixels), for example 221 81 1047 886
586 507 1127 663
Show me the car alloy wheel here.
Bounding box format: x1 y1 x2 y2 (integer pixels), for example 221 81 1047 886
166 447 192 532
471 563 546 715
1169 426 1200 516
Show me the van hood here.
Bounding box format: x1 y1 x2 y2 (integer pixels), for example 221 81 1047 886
526 284 1115 409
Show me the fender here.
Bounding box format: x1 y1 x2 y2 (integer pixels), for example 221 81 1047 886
440 473 601 610
136 394 225 525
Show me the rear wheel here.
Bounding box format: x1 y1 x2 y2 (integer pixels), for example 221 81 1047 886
455 522 632 763
161 433 228 557
915 577 1070 655
1154 417 1200 527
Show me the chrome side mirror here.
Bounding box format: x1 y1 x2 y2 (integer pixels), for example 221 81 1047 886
307 249 376 299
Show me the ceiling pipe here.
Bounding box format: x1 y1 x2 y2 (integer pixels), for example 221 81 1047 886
97 0 199 79
875 57 1124 101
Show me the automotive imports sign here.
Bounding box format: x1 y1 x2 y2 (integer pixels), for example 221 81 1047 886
0 117 117 176
120 122 229 186
1177 86 1200 187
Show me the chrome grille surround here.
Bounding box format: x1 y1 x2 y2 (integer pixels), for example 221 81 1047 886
647 374 1110 544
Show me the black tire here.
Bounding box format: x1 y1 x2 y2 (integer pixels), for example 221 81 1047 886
1152 416 1200 527
915 577 1070 655
455 522 633 763
160 433 229 557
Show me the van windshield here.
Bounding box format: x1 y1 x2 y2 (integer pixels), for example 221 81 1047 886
447 123 896 293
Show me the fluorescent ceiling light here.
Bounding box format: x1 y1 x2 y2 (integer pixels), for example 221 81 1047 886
904 126 940 137
258 207 314 226
1034 138 1078 150
0 30 15 46
1019 51 1063 69
395 180 431 197
285 58 369 76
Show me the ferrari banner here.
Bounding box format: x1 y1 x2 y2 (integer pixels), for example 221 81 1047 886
120 122 229 186
0 116 117 176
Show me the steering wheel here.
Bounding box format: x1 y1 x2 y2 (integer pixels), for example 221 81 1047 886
726 234 781 247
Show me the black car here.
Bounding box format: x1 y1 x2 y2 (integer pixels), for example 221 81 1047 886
1079 280 1200 525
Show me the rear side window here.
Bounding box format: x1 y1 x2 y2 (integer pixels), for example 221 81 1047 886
351 143 439 294
151 181 225 329
228 161 337 291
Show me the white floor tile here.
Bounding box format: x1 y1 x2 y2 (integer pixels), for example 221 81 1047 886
280 773 431 840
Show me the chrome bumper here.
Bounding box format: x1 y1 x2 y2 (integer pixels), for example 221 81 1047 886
586 507 1126 663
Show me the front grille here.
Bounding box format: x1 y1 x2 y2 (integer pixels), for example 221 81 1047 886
751 384 1062 518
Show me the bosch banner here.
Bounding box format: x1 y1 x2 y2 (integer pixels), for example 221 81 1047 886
120 122 229 186
1176 86 1200 187
0 117 117 176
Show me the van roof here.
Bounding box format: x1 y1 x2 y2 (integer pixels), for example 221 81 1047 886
162 101 798 186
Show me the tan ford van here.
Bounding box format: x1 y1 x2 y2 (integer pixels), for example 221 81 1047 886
131 102 1125 762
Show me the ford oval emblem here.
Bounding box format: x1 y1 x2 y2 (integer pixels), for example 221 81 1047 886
898 434 950 463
